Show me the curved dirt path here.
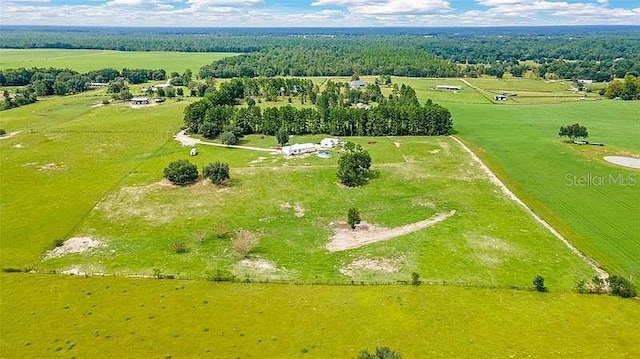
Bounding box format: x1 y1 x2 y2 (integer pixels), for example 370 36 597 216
174 130 275 152
451 136 609 282
327 210 456 252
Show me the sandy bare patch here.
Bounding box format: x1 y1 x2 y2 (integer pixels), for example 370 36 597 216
130 102 158 109
604 156 640 169
0 131 21 140
280 202 305 217
13 143 23 148
430 149 441 154
236 258 277 272
340 257 404 277
393 141 400 148
44 237 105 260
91 103 105 108
326 210 456 252
38 163 65 171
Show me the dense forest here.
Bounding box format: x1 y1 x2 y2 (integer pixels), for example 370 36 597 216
2 26 639 80
183 79 453 138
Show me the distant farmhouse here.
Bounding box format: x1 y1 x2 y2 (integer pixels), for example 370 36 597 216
436 85 461 91
320 138 341 148
349 80 367 89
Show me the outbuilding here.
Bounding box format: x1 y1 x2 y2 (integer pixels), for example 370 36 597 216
131 97 150 105
282 143 317 156
320 138 340 148
494 94 508 101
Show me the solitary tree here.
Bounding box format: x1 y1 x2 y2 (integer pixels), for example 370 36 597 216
337 142 372 187
559 123 589 142
533 274 547 292
276 128 289 146
203 161 230 185
164 159 198 185
347 207 361 229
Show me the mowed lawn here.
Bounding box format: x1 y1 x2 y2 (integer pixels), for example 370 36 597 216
2 274 639 358
448 100 640 284
0 49 238 74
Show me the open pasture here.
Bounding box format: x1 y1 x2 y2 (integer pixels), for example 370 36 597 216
464 77 600 104
0 89 596 288
0 49 238 74
2 273 639 358
448 100 640 284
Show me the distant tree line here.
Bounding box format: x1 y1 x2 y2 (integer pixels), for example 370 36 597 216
2 27 638 80
0 67 166 97
183 79 452 138
199 46 461 78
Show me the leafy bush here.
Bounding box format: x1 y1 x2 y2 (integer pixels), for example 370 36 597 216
608 275 637 298
357 347 402 359
171 242 188 254
533 274 547 292
163 159 198 185
53 239 65 247
202 161 230 185
411 272 421 286
0 129 6 136
558 123 588 142
220 131 238 146
232 230 259 258
347 207 361 229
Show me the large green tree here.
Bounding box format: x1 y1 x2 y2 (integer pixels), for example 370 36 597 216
337 142 372 187
558 123 588 142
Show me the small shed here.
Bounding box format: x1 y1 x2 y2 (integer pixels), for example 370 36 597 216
349 80 367 89
494 94 508 101
320 138 340 148
190 147 198 156
131 97 150 105
282 143 317 156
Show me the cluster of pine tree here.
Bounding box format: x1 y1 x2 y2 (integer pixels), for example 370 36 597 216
183 79 452 138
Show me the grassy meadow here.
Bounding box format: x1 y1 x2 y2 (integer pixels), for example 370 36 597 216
0 49 238 74
0 89 596 288
2 273 639 358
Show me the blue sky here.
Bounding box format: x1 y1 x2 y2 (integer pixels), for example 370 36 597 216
1 0 638 27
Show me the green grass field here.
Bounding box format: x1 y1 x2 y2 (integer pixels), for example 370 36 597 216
0 49 238 74
447 100 640 284
0 92 595 288
2 273 639 358
1 61 639 358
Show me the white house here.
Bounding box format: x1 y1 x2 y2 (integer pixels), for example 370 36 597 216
320 138 340 148
131 97 150 105
282 143 317 156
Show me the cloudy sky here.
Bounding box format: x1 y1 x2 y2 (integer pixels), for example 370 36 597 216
1 0 639 27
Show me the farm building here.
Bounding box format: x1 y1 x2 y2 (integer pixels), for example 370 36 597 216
131 97 150 105
494 94 508 101
320 138 340 148
349 80 367 89
436 85 461 91
282 143 317 156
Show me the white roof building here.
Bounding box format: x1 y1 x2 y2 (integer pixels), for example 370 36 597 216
320 138 340 148
282 143 317 156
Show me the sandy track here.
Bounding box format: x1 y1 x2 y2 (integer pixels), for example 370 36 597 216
451 136 609 282
174 130 275 152
327 210 456 252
